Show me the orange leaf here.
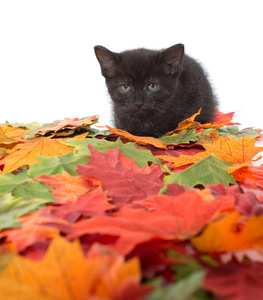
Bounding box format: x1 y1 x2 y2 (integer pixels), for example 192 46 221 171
106 125 166 149
157 136 263 167
0 124 30 139
0 237 152 300
175 107 202 130
229 164 263 190
0 139 74 174
191 210 263 253
35 171 92 204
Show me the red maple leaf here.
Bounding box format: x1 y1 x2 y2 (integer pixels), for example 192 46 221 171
68 191 235 254
203 260 263 299
75 145 163 208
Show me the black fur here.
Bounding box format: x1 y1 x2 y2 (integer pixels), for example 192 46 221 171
94 44 217 137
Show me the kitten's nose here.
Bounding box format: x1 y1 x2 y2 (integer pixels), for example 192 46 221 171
135 103 143 109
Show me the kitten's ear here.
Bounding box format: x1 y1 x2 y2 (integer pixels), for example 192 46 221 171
94 45 120 78
158 44 184 75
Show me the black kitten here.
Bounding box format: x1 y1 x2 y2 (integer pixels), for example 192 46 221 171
94 44 217 137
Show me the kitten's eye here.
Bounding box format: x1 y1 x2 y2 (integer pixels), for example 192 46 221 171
147 83 159 91
120 84 131 93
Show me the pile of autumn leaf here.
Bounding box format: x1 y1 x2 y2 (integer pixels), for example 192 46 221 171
0 109 263 299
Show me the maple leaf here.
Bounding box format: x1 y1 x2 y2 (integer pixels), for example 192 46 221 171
203 260 263 300
0 209 68 253
75 145 163 208
228 164 263 190
175 107 202 130
211 110 235 124
0 237 152 300
164 154 237 187
68 190 235 254
24 116 99 138
28 149 90 177
0 171 56 202
0 123 31 139
157 136 263 168
0 139 74 174
63 137 160 168
49 187 115 223
191 210 263 253
106 125 166 149
158 128 200 145
0 193 51 230
34 170 94 204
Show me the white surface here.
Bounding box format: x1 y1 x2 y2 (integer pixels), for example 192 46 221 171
0 0 263 129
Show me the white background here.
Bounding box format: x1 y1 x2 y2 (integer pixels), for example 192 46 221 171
0 0 263 129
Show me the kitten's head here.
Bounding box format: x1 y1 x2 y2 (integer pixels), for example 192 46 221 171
94 44 184 136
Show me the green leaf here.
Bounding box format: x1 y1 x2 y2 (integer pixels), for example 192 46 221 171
0 172 56 202
28 149 90 177
164 154 237 187
218 125 262 139
0 193 50 230
63 137 160 168
145 270 207 300
159 129 199 145
5 121 41 130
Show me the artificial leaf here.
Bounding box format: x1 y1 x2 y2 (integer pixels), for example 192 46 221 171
76 145 163 208
0 171 56 202
0 237 152 300
106 125 166 149
28 149 90 177
145 270 207 300
157 136 263 167
0 193 51 230
229 164 263 190
0 139 74 174
158 128 199 145
49 187 115 222
211 110 235 124
164 154 237 187
63 137 160 167
0 209 68 252
203 260 263 300
175 108 202 130
218 125 262 139
68 190 235 254
24 116 98 138
0 123 31 139
191 210 263 253
34 171 94 204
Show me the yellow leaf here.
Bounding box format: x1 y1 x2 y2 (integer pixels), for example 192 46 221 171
176 107 202 130
157 136 263 168
0 139 74 174
0 237 150 300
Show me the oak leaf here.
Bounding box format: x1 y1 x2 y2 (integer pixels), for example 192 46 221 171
0 139 74 174
0 237 152 300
